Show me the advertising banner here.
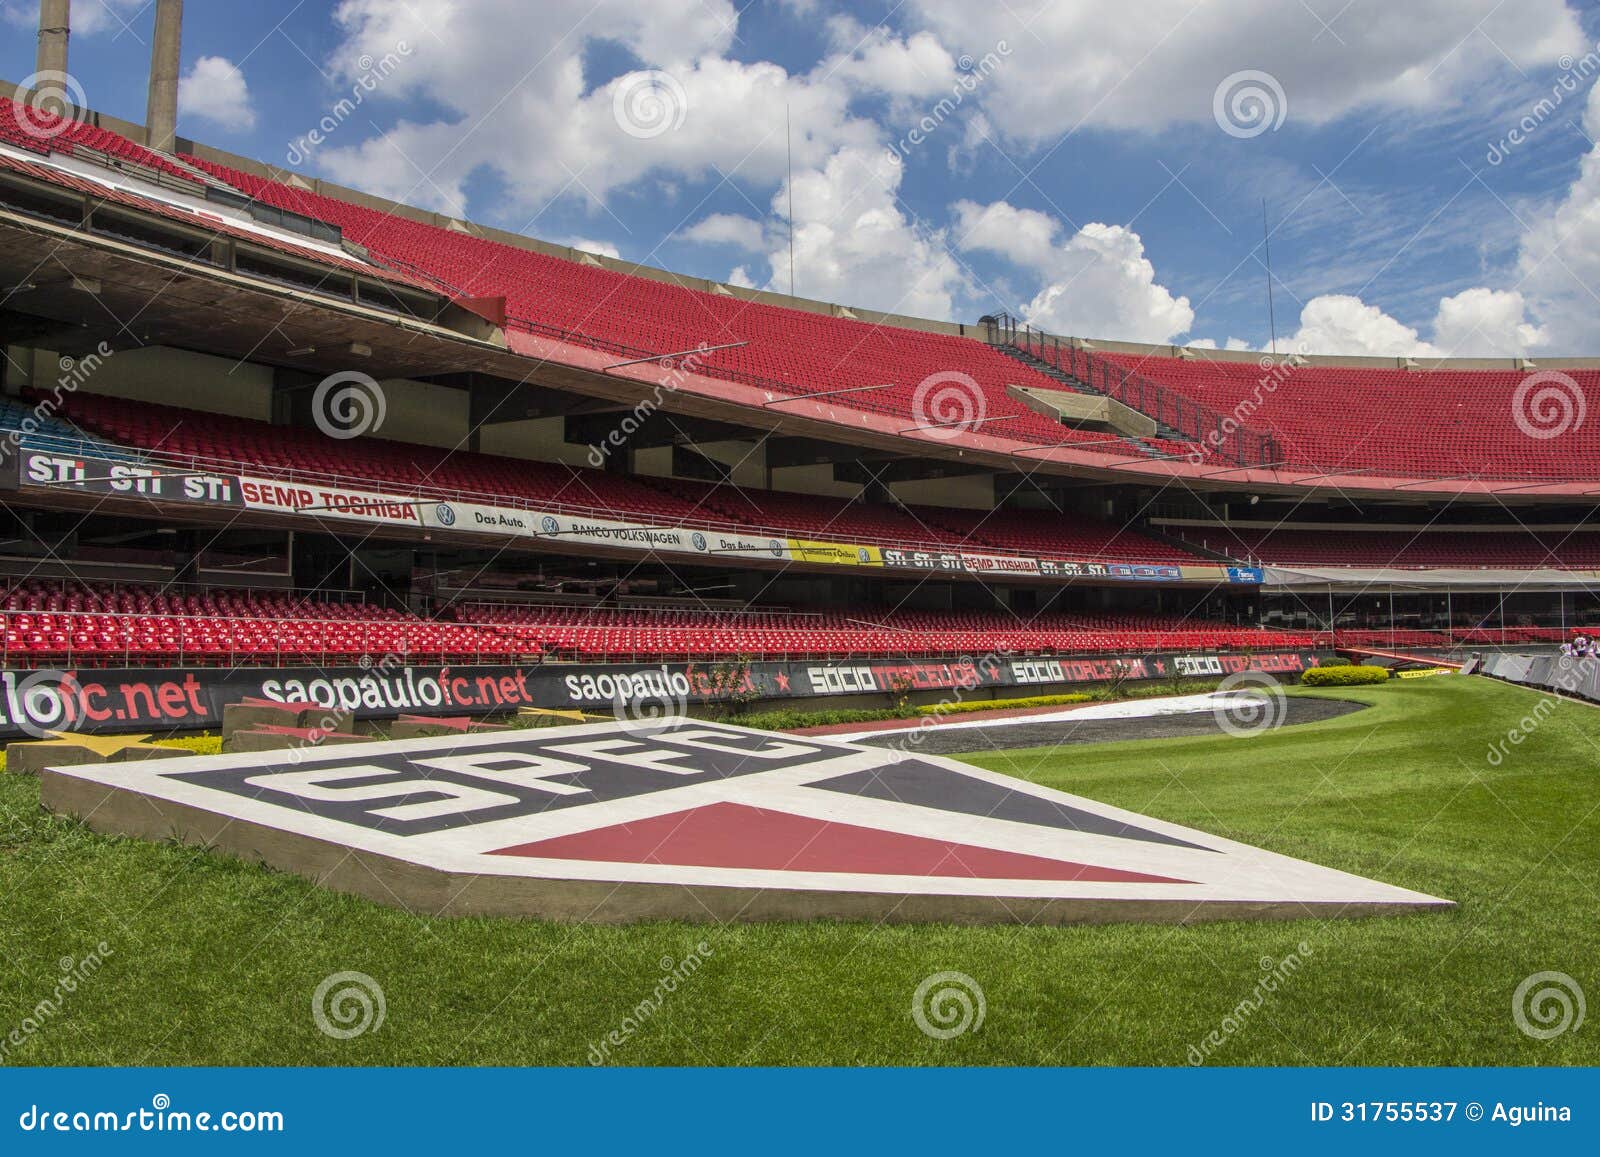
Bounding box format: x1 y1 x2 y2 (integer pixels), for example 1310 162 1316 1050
0 650 1319 739
12 452 1266 585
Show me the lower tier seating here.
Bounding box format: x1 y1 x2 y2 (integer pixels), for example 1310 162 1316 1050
1 582 1311 665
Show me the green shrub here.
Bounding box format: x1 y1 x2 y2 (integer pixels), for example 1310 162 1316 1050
156 734 223 755
1301 664 1390 686
736 707 905 731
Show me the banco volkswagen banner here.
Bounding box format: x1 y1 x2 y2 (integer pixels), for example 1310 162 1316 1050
10 450 1264 584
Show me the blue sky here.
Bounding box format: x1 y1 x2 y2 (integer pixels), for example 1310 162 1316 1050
5 0 1600 356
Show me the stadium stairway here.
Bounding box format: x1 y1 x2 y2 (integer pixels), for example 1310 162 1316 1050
996 345 1189 457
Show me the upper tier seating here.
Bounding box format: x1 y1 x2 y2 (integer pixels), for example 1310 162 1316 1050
1 96 205 185
1183 527 1600 569
1100 351 1600 481
180 154 1160 455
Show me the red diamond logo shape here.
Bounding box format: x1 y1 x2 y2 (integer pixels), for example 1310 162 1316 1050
490 802 1191 883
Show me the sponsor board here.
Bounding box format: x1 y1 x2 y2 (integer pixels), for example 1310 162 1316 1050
240 476 421 524
1396 667 1453 679
788 539 882 567
42 719 1452 923
881 548 964 572
11 451 1269 584
960 553 1041 576
0 651 1320 739
1037 559 1111 578
21 450 241 506
1108 564 1184 582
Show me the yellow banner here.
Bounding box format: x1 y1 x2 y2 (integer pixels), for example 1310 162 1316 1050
787 539 882 566
1398 667 1453 679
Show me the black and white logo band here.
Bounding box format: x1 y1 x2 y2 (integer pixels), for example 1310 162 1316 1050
170 724 837 837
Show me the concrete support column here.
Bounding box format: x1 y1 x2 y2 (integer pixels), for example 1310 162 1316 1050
36 0 70 78
145 0 182 152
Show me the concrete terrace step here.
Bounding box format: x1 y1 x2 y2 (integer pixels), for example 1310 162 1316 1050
998 345 1182 456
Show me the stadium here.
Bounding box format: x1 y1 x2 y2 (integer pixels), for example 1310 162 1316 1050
0 0 1596 1073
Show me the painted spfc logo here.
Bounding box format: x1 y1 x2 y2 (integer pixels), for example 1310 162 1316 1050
41 721 1450 923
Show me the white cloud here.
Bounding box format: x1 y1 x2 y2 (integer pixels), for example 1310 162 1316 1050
316 0 882 215
822 19 959 101
757 146 971 317
305 0 1600 351
1512 83 1600 354
564 237 621 260
955 200 1195 343
1188 337 1253 351
679 213 767 251
1430 288 1547 357
1282 294 1438 357
314 0 984 326
951 199 1058 267
178 56 256 132
907 0 1584 143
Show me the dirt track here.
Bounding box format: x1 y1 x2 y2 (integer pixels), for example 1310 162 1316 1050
848 695 1367 755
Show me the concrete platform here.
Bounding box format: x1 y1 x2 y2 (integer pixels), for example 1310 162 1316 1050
221 699 354 739
39 719 1453 925
387 714 511 739
224 725 375 753
6 732 196 775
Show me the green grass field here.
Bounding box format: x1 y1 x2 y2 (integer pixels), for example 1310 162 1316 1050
1 675 1595 1066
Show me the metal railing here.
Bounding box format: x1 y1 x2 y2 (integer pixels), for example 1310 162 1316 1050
985 315 1282 468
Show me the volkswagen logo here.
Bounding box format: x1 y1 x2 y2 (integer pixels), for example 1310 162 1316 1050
434 503 456 526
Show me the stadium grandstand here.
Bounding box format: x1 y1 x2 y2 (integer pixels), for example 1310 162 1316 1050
2 62 1598 732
